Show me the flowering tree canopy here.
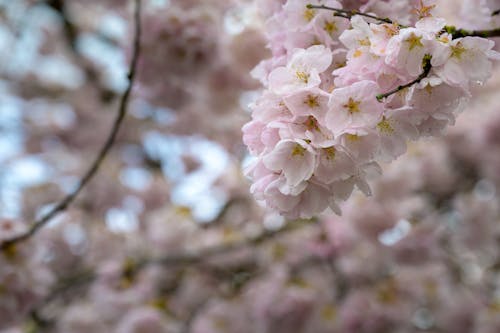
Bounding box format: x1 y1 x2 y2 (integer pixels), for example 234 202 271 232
1 0 500 332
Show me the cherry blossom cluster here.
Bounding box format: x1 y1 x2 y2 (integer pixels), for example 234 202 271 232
243 0 500 218
4 0 500 332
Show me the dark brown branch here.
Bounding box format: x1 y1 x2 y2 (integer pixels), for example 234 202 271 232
306 4 401 26
376 55 432 102
309 3 500 40
0 0 142 250
445 25 500 39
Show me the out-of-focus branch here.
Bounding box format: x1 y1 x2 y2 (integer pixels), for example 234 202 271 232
0 0 142 251
142 218 316 267
43 0 115 100
30 218 317 325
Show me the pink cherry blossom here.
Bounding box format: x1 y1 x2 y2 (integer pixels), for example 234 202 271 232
268 45 333 94
263 139 316 188
325 80 384 133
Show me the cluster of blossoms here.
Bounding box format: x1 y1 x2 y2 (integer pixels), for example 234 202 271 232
3 0 500 332
133 0 267 149
243 0 500 218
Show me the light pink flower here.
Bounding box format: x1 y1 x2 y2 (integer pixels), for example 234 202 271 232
385 27 433 77
268 45 333 95
263 139 316 187
432 37 500 88
326 80 384 133
314 145 356 184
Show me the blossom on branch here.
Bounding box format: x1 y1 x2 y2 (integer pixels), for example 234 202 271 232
243 0 500 218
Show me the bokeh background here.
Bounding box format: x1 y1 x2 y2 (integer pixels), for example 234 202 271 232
1 0 500 332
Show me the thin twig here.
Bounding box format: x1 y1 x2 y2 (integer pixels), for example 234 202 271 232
445 25 500 39
0 0 142 251
306 4 401 26
309 3 500 40
376 55 432 102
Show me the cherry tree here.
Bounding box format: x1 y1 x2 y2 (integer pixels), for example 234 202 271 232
1 1 500 332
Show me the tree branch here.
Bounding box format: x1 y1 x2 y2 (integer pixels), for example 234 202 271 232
309 3 500 40
376 55 432 102
43 0 116 101
141 218 316 268
0 0 142 251
306 4 402 26
446 26 500 39
29 218 317 324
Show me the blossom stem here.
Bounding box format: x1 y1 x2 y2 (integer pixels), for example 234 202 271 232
376 55 432 102
0 0 143 251
306 4 400 26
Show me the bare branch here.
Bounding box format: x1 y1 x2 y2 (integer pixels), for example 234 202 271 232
0 0 143 250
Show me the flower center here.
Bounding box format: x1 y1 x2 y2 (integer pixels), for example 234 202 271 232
377 118 394 134
304 94 319 108
323 21 337 35
343 97 361 114
291 144 306 156
450 42 466 59
323 146 336 160
296 71 310 83
406 33 423 51
304 8 316 22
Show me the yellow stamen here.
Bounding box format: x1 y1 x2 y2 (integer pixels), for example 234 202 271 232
358 38 370 46
406 33 423 51
353 49 363 58
450 42 466 59
296 71 310 83
291 144 306 156
381 23 400 36
304 94 320 108
304 8 316 22
345 133 360 141
343 97 361 114
438 34 450 43
305 116 320 131
323 20 337 35
413 0 436 19
424 83 433 94
323 146 336 160
377 118 394 134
